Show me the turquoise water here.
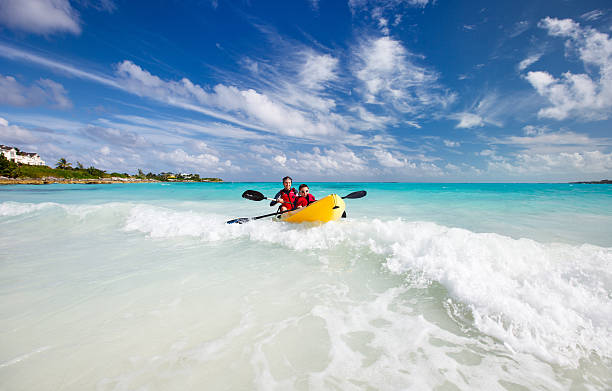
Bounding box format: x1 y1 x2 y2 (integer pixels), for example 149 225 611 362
1 183 611 390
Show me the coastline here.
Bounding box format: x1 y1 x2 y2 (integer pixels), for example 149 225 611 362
0 177 222 185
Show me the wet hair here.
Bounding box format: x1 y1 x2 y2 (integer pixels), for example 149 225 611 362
282 176 292 183
299 184 309 190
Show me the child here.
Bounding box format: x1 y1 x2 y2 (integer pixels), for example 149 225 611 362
295 184 315 209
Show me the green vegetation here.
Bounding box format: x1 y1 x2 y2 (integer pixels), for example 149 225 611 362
0 154 18 177
137 170 222 182
1 155 222 182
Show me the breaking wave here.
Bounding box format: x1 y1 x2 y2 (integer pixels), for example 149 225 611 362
2 201 610 368
122 203 612 368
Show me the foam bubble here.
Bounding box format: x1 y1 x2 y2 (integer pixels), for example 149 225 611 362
0 201 57 216
122 206 612 367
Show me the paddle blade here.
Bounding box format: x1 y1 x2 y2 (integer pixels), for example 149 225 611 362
342 190 367 199
242 190 265 201
226 217 250 224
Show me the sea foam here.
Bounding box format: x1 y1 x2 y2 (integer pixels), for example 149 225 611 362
121 204 612 368
2 200 609 368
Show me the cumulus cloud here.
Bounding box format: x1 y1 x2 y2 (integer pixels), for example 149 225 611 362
488 151 612 175
156 149 232 172
491 128 610 154
481 127 612 177
0 75 72 108
373 148 411 168
0 0 81 35
293 147 367 173
0 117 41 144
524 17 612 121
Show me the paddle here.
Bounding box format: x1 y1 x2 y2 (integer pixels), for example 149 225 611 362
242 189 367 201
226 207 297 225
241 190 277 202
226 190 367 224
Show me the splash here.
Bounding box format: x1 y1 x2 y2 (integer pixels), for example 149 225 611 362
122 204 612 367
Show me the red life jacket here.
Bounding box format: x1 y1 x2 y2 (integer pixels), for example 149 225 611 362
280 188 297 209
295 193 315 208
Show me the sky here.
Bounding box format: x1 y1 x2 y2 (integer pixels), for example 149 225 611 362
0 0 611 182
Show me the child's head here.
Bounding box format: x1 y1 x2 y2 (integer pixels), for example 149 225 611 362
299 184 309 196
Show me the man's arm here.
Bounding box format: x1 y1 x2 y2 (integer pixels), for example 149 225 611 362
270 190 282 206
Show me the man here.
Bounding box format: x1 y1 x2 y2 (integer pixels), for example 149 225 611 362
271 176 297 212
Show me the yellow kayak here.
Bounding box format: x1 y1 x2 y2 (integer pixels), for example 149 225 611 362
274 194 345 224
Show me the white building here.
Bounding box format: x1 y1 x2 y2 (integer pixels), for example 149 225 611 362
0 145 46 166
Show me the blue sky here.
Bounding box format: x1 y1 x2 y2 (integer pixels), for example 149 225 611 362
0 0 611 181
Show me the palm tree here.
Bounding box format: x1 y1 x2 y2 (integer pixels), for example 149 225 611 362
56 158 72 170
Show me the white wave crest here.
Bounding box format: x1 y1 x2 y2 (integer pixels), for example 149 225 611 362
123 205 612 367
0 201 57 216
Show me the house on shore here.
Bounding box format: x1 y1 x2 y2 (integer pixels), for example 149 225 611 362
0 145 46 166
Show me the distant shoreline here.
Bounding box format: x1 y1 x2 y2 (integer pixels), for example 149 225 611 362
568 180 611 184
0 177 223 185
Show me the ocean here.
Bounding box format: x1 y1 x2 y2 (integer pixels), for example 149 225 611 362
0 182 610 390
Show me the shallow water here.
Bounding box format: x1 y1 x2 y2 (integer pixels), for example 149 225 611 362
1 182 610 390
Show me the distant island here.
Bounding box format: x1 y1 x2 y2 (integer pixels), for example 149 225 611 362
0 154 222 185
569 180 611 184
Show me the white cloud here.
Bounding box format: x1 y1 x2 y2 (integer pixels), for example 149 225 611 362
0 0 81 35
481 127 612 177
443 140 460 147
0 75 72 108
0 117 41 144
518 53 542 71
0 44 120 89
299 53 338 90
453 112 484 129
82 125 150 148
164 120 265 140
294 147 367 173
451 91 536 129
156 149 232 172
115 61 343 139
373 148 412 168
349 0 430 14
488 151 612 175
525 17 612 120
510 20 530 38
491 128 610 154
354 36 451 112
581 10 603 22
273 154 287 166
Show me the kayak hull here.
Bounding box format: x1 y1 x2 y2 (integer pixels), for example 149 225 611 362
274 194 345 224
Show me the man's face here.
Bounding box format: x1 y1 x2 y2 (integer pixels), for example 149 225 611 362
283 179 292 190
299 187 309 196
